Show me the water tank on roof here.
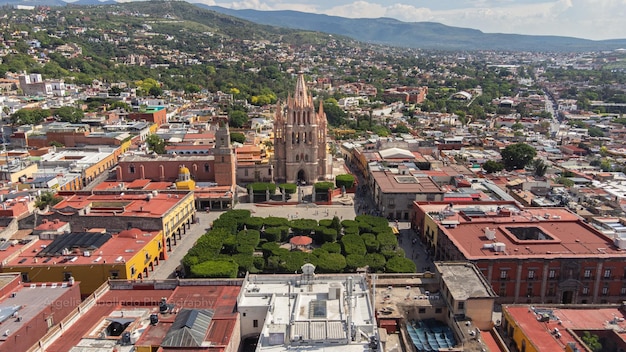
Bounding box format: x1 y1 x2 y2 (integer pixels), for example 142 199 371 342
615 238 626 250
493 243 506 252
484 227 496 240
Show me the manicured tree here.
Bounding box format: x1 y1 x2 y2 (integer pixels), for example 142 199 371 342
318 219 333 227
365 253 386 272
237 229 261 248
330 216 342 234
190 260 238 278
316 253 346 273
321 242 342 254
385 257 417 273
341 234 366 256
377 232 398 251
261 242 280 259
341 220 359 228
243 217 264 230
346 254 367 271
321 227 338 243
335 174 355 189
361 233 380 253
263 227 282 242
290 219 318 236
343 226 360 235
263 216 290 228
221 235 237 254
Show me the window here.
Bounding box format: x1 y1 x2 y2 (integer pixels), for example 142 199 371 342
21 272 29 283
418 308 426 313
582 287 589 295
110 270 119 279
46 315 54 328
63 272 73 281
602 287 609 296
584 269 592 278
549 269 556 279
528 270 535 280
621 287 626 295
253 320 258 328
500 270 508 279
457 302 465 310
604 269 612 278
130 266 136 277
204 163 210 172
129 165 135 173
435 308 442 313
499 285 507 296
527 284 533 296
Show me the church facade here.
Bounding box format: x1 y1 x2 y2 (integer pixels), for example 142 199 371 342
273 74 329 184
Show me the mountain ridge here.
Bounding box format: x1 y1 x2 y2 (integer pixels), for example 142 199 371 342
201 5 626 52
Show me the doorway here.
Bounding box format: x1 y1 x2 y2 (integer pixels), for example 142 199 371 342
561 290 573 304
297 169 306 184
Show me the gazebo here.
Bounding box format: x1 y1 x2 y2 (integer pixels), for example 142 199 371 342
289 236 312 250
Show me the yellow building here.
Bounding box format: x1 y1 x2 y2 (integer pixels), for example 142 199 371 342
1 228 164 296
47 190 196 254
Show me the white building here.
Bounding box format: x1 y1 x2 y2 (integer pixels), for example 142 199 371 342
237 264 380 352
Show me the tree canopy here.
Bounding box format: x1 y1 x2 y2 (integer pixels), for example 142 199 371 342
500 143 537 170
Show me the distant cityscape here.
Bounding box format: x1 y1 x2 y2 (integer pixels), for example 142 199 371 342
0 2 625 352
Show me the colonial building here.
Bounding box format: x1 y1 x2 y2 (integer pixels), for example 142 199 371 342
273 74 328 184
413 201 626 305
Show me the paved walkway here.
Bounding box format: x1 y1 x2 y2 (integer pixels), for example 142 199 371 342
151 210 223 279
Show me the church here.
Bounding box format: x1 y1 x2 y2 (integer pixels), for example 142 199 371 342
273 74 329 184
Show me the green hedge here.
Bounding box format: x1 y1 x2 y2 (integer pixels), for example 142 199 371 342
248 182 277 194
335 174 355 189
314 181 334 192
280 183 297 194
191 260 238 278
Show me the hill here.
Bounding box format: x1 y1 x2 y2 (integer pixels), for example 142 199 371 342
203 6 626 52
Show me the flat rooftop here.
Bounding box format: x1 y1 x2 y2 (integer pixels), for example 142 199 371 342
240 270 378 352
371 171 442 194
419 203 626 260
436 262 496 301
0 282 76 346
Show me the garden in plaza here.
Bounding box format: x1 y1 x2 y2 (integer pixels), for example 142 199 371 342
183 209 416 278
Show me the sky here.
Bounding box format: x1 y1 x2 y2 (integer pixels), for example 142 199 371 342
188 0 626 40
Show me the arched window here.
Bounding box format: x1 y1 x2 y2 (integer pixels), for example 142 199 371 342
296 154 300 162
129 164 135 174
305 154 309 162
204 163 210 172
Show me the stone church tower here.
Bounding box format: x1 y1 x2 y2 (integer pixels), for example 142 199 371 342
273 74 328 184
213 122 236 187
